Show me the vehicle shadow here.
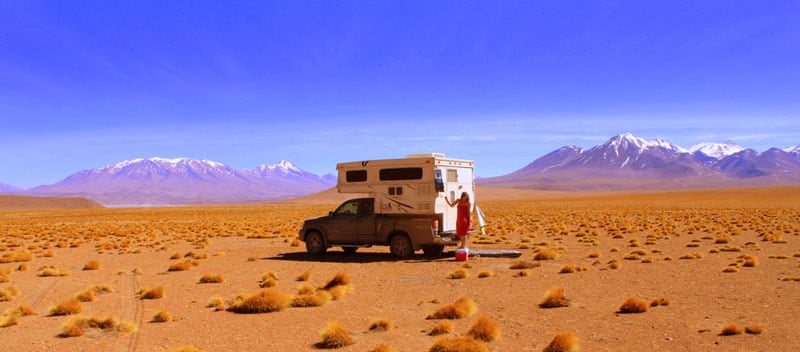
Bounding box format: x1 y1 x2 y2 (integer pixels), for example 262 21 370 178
266 251 456 263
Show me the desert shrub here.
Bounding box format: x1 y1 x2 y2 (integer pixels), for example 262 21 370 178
0 272 9 283
37 267 71 277
715 234 732 244
617 296 648 314
296 271 311 281
59 315 136 338
49 298 83 316
650 298 670 307
321 272 353 300
745 325 765 335
297 283 316 295
509 260 539 269
206 296 225 311
719 322 743 336
0 286 19 301
198 273 225 284
428 336 489 352
542 331 580 352
137 286 165 300
477 270 493 278
722 266 739 273
534 248 559 261
448 268 468 279
428 320 455 336
168 260 197 271
742 255 759 267
540 287 570 308
317 321 355 348
588 252 601 258
0 313 19 328
228 289 291 314
83 260 101 270
559 264 576 274
151 309 172 322
75 289 96 302
291 290 331 308
0 250 33 264
466 315 500 342
368 318 393 332
427 296 477 319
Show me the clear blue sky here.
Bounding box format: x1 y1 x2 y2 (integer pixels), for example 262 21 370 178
1 1 798 188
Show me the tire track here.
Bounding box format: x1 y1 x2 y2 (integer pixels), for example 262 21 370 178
110 272 143 352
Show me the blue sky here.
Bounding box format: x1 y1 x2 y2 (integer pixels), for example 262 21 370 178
1 1 798 188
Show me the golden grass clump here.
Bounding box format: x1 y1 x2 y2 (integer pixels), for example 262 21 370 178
477 270 493 278
0 250 33 264
745 325 765 335
534 248 559 261
617 296 648 314
37 266 71 277
168 259 198 271
650 298 670 307
715 234 732 244
151 309 172 322
427 296 477 319
49 298 83 316
719 322 743 336
0 272 10 283
297 283 316 296
448 268 469 279
509 260 539 269
1 303 35 328
722 266 739 273
428 336 489 352
59 315 136 338
368 317 394 332
227 289 291 314
83 260 101 270
466 315 500 342
542 331 580 352
296 270 312 281
198 273 225 284
428 320 455 336
291 290 331 308
539 286 570 308
0 286 20 301
317 321 355 349
321 272 353 300
137 286 165 300
742 255 759 267
559 264 576 274
206 296 225 311
75 289 96 302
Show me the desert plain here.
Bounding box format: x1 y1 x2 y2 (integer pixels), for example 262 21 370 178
0 186 798 352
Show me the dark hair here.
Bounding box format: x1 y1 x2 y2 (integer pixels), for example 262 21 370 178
460 192 469 201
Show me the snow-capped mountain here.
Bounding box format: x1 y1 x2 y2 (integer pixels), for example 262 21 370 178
24 158 336 206
0 183 21 194
689 141 745 159
785 145 800 158
480 133 800 191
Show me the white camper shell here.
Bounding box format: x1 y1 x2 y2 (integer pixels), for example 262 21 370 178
336 153 475 234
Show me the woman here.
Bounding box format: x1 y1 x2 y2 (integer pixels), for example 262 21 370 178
445 192 472 249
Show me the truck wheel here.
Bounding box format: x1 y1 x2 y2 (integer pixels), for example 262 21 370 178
390 234 414 258
305 232 327 255
422 245 444 257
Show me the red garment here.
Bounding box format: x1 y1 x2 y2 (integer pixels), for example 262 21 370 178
456 203 471 238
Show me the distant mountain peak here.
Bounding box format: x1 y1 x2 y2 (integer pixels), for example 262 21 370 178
606 133 687 155
689 141 745 159
0 182 22 193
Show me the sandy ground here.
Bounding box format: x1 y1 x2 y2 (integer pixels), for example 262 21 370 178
1 188 799 351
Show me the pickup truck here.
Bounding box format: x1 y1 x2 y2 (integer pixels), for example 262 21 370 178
298 197 457 257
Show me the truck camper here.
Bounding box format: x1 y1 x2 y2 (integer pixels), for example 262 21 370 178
298 153 476 257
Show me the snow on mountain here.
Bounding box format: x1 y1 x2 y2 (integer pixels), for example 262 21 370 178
689 141 745 159
784 145 800 157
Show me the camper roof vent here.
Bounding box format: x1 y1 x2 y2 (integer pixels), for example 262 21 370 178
406 153 445 159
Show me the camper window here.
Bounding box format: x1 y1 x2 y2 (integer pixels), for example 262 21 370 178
346 170 367 182
447 169 459 182
379 167 423 181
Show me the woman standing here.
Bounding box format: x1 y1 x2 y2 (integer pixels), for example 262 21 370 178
445 192 472 249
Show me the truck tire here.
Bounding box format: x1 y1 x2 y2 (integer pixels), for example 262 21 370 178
305 231 327 255
389 234 414 258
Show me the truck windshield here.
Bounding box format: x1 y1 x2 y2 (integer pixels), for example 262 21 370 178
334 201 359 216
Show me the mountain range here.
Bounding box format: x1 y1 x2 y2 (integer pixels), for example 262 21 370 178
16 158 336 206
1 133 798 205
479 133 800 191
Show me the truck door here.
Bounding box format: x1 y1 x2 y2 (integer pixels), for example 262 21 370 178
356 198 377 243
325 199 359 244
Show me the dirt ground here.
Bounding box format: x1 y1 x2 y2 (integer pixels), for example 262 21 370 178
1 187 798 351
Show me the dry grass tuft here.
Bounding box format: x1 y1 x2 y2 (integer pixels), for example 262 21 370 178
0 286 20 301
0 250 33 264
428 320 455 336
617 296 648 314
48 298 83 316
168 260 198 271
317 321 355 349
291 290 331 308
447 268 469 279
37 266 71 277
719 322 743 336
75 289 96 302
559 264 576 274
296 271 312 281
227 289 291 314
722 266 739 273
198 273 225 284
151 309 172 322
742 255 759 267
509 260 539 269
428 336 489 352
297 283 316 296
650 298 670 307
466 315 500 342
137 286 165 300
322 271 351 290
534 248 559 261
206 296 225 311
0 313 19 328
367 317 394 332
427 296 477 319
745 325 765 335
542 331 580 352
539 286 570 308
83 260 101 270
477 270 494 278
59 315 136 338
